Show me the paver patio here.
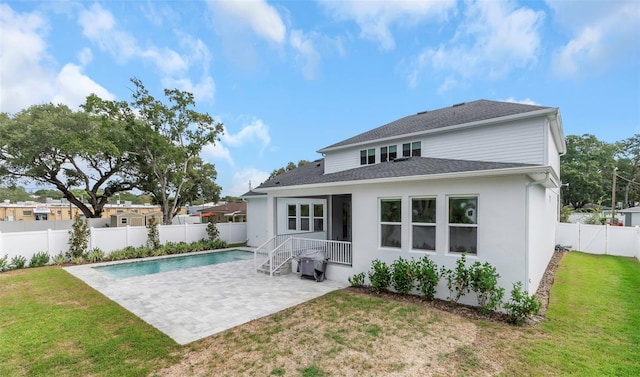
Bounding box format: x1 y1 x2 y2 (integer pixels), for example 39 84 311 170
64 250 347 344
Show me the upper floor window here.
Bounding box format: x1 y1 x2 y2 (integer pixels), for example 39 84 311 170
380 145 397 162
360 148 375 165
402 141 422 157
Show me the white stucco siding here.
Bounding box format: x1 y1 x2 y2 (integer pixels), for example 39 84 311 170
527 185 559 293
424 119 546 165
245 196 268 247
347 175 530 306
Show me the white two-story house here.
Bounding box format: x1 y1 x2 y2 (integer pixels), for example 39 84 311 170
244 99 565 300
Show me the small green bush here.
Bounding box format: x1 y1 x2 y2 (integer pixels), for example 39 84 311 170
107 249 129 261
441 252 471 303
72 256 86 265
10 255 27 269
68 214 90 259
348 272 366 287
390 257 414 295
0 254 9 272
146 217 161 250
52 252 67 266
469 261 504 314
504 281 542 325
368 259 391 293
29 252 50 268
413 255 440 301
86 248 106 263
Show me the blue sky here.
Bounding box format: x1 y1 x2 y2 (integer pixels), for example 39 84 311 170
1 1 639 197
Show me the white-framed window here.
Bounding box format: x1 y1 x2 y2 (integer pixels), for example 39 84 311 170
313 204 324 231
412 197 436 251
288 204 297 230
360 148 375 165
448 196 478 254
380 198 402 248
121 217 128 224
380 145 398 162
402 141 422 157
300 204 310 231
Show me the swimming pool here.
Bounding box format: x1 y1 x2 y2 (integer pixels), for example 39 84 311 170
92 250 253 279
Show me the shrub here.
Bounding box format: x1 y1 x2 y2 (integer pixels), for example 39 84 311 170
107 249 129 261
206 221 220 240
52 252 67 266
348 272 366 287
469 261 504 314
152 246 167 257
68 214 90 259
0 254 8 272
441 252 471 303
86 248 106 263
390 257 414 295
9 255 27 269
368 259 391 293
29 252 50 268
146 217 161 250
413 255 440 301
72 256 86 265
504 281 542 325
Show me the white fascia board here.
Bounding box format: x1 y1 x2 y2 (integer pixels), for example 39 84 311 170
317 108 559 154
254 165 558 193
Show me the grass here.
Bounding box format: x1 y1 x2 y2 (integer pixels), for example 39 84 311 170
504 252 640 376
1 252 638 376
0 267 179 377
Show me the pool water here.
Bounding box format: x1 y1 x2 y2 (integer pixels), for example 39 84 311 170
92 250 253 279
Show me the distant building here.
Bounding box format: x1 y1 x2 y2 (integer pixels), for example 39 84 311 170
0 199 162 222
199 202 247 223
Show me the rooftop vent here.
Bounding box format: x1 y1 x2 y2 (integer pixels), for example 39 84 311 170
452 102 466 107
392 157 410 162
416 110 428 115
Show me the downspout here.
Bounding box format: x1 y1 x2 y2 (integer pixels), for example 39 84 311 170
524 172 551 293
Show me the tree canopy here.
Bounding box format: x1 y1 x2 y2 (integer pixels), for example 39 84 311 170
561 133 639 209
0 78 223 222
269 160 309 179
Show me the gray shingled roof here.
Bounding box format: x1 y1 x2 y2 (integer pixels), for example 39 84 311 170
256 157 534 189
319 99 552 151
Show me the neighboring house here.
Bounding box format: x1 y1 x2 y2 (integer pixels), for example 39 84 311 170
0 199 162 221
618 206 640 226
244 99 565 300
199 202 247 223
110 212 144 227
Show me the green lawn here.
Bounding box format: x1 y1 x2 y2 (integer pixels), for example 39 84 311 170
1 252 638 376
504 252 640 376
0 268 179 377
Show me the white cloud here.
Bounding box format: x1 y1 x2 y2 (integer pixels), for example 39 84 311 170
0 4 113 113
77 47 93 65
226 168 270 196
320 0 456 50
407 1 544 87
208 0 286 44
222 118 271 150
548 0 640 78
290 29 321 80
77 3 189 75
502 97 540 106
203 142 234 166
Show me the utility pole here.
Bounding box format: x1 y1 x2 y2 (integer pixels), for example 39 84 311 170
611 167 618 225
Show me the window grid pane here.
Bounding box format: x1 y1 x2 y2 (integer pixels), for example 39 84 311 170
402 143 410 157
412 198 436 223
412 225 436 250
380 199 401 222
449 197 477 224
389 145 397 160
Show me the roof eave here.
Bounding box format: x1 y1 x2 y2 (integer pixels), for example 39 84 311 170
254 165 558 193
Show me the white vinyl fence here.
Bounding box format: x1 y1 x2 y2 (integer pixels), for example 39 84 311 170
0 222 247 264
556 223 640 260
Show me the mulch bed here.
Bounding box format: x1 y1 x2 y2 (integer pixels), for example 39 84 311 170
345 250 565 326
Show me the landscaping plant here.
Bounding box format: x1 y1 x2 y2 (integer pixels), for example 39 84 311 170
10 255 27 270
348 272 366 287
52 252 67 266
86 248 106 263
28 252 50 268
441 252 471 303
413 255 440 301
503 281 541 325
146 217 161 250
206 220 220 240
469 261 504 314
368 259 391 293
68 214 90 259
0 254 8 272
390 257 414 295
